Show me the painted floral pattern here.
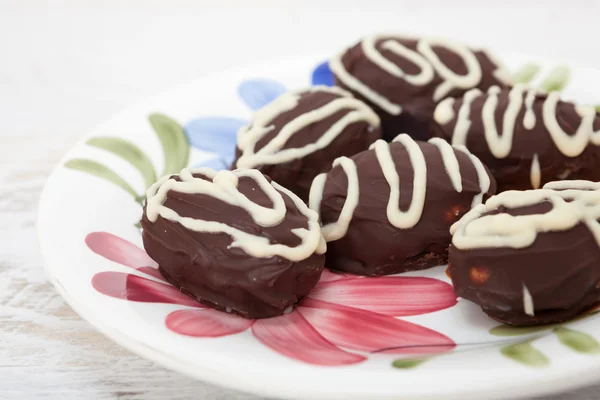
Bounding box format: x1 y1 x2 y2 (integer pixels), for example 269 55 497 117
65 62 335 196
490 309 600 367
87 231 457 366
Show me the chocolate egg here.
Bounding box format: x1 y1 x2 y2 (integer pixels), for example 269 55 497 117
232 86 381 202
309 134 496 276
450 180 600 326
141 168 326 319
432 84 600 192
330 35 510 141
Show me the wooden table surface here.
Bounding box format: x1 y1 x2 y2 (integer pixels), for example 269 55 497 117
2 1 600 398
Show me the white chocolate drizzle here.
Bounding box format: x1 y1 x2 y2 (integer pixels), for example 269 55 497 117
309 134 491 242
522 283 535 317
329 35 511 115
530 153 541 189
436 83 600 160
309 157 359 242
523 88 538 129
146 168 326 261
451 180 600 250
365 37 434 87
235 86 380 169
378 135 428 228
448 88 482 147
481 48 513 85
543 92 600 157
429 138 463 192
453 144 491 207
434 98 456 125
416 38 482 102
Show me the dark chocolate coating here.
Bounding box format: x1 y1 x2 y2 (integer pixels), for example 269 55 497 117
232 89 381 202
335 37 506 141
141 172 325 319
432 89 600 192
449 200 600 326
317 141 496 276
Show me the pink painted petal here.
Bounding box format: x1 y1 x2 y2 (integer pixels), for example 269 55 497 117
86 232 158 269
251 310 365 366
92 271 201 308
309 276 457 316
299 298 455 355
317 269 351 283
136 266 166 282
166 309 253 337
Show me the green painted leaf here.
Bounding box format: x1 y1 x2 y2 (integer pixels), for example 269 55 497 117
555 327 600 354
148 113 190 176
490 310 600 337
539 65 571 92
135 194 146 204
86 137 157 188
500 341 549 367
65 159 138 198
490 323 554 337
392 358 427 369
513 64 541 84
595 105 600 113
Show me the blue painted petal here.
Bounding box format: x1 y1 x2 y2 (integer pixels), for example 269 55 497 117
238 79 286 110
184 117 245 160
311 60 334 87
223 154 235 167
193 156 229 171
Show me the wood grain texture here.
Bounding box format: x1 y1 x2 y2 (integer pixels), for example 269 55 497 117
2 1 600 399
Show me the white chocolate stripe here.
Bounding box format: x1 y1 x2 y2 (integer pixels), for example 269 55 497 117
310 135 490 242
308 173 327 218
363 37 434 86
523 284 535 317
438 84 600 162
449 88 482 147
481 85 524 158
384 134 427 228
434 97 456 125
330 35 507 115
329 49 402 115
146 168 325 261
543 92 597 157
451 180 600 250
319 157 360 241
523 88 538 129
480 48 513 85
237 94 299 146
236 86 380 168
530 153 541 189
453 145 491 207
429 137 463 192
416 38 482 101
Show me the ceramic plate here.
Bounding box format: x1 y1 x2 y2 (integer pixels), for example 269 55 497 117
38 52 600 400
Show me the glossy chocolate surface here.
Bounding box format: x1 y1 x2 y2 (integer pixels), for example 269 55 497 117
141 172 325 319
316 140 496 276
232 88 381 201
449 192 600 326
432 88 600 192
334 37 507 141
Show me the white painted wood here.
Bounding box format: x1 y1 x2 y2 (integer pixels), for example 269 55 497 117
2 1 600 398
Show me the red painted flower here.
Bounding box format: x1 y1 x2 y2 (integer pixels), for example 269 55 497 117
87 231 458 366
